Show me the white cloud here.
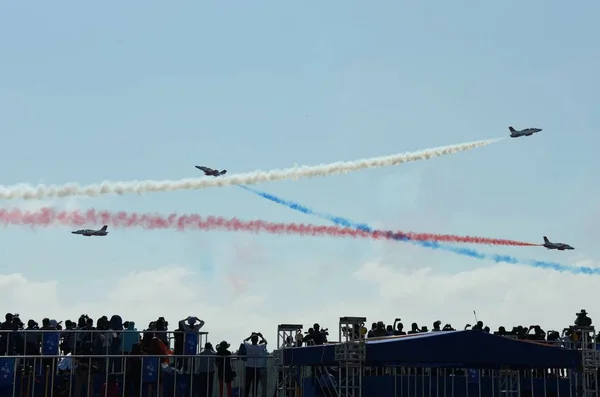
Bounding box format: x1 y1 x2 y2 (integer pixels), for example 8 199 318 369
0 266 271 347
2 253 598 349
344 258 600 332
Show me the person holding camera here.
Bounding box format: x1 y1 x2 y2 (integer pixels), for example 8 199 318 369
24 319 41 356
0 313 16 355
241 332 268 397
574 309 592 327
572 309 593 347
303 323 328 345
393 319 406 336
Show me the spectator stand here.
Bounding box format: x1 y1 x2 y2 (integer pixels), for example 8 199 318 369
280 321 594 397
1 315 599 397
0 329 209 397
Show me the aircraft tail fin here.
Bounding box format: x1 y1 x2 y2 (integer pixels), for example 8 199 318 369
543 236 550 244
219 170 227 175
101 225 108 231
508 126 516 133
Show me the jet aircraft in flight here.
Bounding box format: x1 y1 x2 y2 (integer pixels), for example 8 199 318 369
542 236 574 251
71 225 109 237
509 126 542 138
195 166 227 177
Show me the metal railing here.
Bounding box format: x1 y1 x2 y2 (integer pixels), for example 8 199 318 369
2 328 597 396
0 329 278 397
0 353 278 397
0 329 209 357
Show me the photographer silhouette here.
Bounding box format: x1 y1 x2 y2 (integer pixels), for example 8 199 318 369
574 309 592 327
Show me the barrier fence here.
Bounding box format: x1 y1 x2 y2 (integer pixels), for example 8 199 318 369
0 329 277 397
0 329 209 358
0 353 278 397
1 329 598 396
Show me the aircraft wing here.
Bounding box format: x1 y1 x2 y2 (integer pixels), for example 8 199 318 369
196 166 213 173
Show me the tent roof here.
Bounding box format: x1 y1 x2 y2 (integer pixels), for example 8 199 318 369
282 330 581 368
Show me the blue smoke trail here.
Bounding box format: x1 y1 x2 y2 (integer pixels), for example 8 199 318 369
239 185 599 275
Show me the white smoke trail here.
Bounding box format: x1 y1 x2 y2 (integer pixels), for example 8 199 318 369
0 138 502 201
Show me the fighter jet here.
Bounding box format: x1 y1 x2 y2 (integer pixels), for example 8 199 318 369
195 166 227 177
509 126 542 138
542 236 574 251
71 225 109 237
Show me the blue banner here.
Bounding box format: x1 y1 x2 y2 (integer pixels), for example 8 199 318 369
142 357 159 383
0 358 15 386
42 332 60 355
185 333 198 355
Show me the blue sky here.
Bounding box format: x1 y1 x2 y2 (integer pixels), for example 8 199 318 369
0 1 599 344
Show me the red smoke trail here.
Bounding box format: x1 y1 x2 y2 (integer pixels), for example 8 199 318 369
0 208 539 246
374 231 540 247
0 208 380 238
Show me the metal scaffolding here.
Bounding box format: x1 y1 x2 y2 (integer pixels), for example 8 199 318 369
576 325 599 397
335 316 367 397
498 369 520 397
275 323 303 397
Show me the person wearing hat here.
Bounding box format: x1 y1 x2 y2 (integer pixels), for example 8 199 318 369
193 342 216 397
215 341 235 397
575 309 592 327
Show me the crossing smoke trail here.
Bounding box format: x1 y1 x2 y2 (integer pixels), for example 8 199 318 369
0 138 501 201
238 186 538 246
238 188 537 246
239 186 599 275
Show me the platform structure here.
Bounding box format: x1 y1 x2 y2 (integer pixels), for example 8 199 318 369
574 326 599 397
498 368 520 397
335 317 367 397
275 324 303 397
338 316 367 343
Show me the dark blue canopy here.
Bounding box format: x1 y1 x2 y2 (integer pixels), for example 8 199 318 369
282 330 580 368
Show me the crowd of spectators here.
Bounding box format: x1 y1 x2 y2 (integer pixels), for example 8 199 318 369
343 309 596 344
0 314 271 397
0 309 596 356
0 309 595 396
278 310 597 349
